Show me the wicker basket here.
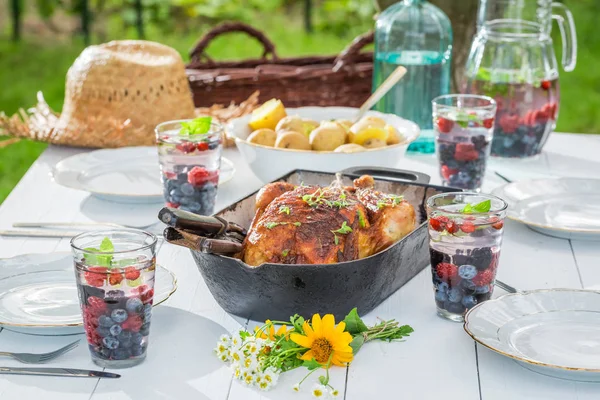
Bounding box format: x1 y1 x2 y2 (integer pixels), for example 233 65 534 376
186 22 374 108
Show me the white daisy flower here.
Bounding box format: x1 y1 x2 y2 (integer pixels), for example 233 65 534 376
331 388 340 397
230 349 243 363
214 343 229 355
219 353 230 362
292 383 301 392
219 334 231 345
262 367 280 384
258 379 272 391
231 363 242 380
242 356 256 369
243 373 255 387
311 384 329 398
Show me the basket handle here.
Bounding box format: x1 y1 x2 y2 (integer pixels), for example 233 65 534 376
189 22 279 65
333 31 374 72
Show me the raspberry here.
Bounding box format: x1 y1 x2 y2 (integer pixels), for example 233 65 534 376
436 262 458 282
124 266 141 281
166 202 180 208
87 296 107 311
455 149 479 162
86 329 102 345
441 165 458 180
108 270 123 286
489 216 504 230
176 142 196 153
446 221 459 234
499 114 519 134
455 143 475 153
197 142 209 151
134 285 154 304
436 117 453 134
84 267 107 287
164 171 177 180
472 269 494 286
541 80 551 90
460 221 476 233
122 315 143 332
483 118 494 129
187 166 211 186
429 216 449 232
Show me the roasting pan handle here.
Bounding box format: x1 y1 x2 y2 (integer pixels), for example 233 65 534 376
340 166 430 185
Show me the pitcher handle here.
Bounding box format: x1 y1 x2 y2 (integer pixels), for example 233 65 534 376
551 2 577 72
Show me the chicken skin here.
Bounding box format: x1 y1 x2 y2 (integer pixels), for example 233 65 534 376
242 175 416 266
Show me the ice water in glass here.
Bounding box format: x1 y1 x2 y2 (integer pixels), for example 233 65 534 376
71 229 157 368
426 193 508 322
432 95 496 191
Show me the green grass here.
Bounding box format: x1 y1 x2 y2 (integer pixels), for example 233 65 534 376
1 1 599 203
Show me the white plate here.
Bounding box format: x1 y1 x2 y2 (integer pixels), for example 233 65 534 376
464 289 600 382
0 253 177 335
492 178 600 240
52 147 236 204
227 107 420 182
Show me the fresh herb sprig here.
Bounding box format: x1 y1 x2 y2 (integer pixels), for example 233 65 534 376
461 199 491 214
180 116 212 136
331 221 352 245
84 237 114 267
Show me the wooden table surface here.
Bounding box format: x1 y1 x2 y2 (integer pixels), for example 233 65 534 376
0 133 599 399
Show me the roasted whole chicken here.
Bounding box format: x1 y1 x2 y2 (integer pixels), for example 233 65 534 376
242 175 416 266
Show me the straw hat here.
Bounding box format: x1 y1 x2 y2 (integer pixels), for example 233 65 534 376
0 40 195 148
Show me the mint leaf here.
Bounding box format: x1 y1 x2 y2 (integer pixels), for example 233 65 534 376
349 335 365 354
473 199 492 213
180 117 212 135
456 120 469 129
303 358 322 371
100 237 114 253
342 308 368 335
462 204 473 214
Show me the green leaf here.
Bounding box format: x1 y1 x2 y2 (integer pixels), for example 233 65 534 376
239 330 250 340
303 358 322 371
473 199 492 213
281 249 290 257
180 117 212 135
100 237 114 253
342 308 368 335
456 120 469 129
293 222 301 227
334 235 339 245
279 206 290 215
357 210 366 228
264 222 279 229
349 335 365 354
331 221 352 235
462 203 473 214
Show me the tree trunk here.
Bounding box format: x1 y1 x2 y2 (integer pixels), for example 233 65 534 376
10 0 21 42
376 0 479 91
304 0 313 33
135 0 144 39
81 0 90 45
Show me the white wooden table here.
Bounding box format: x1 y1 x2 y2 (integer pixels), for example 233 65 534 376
0 133 599 399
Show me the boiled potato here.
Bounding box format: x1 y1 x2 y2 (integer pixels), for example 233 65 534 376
309 123 347 151
334 143 366 153
349 127 389 146
247 128 277 147
248 99 287 130
385 125 404 145
363 138 387 149
276 115 304 134
335 119 353 132
275 131 311 150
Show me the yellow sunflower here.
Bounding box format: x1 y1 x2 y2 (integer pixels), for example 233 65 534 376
290 314 354 366
255 319 289 340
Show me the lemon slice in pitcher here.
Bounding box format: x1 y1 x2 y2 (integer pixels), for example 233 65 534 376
248 99 287 131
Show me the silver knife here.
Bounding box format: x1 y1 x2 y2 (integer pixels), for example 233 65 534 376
0 366 120 378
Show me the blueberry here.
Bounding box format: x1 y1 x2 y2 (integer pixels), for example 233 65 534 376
109 324 122 336
459 279 477 294
143 304 152 321
88 345 101 356
475 285 491 294
112 348 131 360
139 323 151 336
98 315 113 328
102 336 119 350
131 345 145 357
462 295 478 309
208 142 219 150
118 330 132 342
448 287 463 303
435 290 448 302
444 300 466 314
126 297 144 314
458 264 478 280
188 201 202 212
429 248 450 268
96 326 111 337
99 347 112 359
475 292 492 303
436 281 449 293
181 183 195 196
111 309 128 323
131 332 143 345
177 172 188 182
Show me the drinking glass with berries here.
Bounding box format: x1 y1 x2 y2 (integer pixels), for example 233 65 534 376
432 95 497 191
426 192 507 322
156 117 223 215
71 229 157 368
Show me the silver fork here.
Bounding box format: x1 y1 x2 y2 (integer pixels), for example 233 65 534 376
0 340 80 364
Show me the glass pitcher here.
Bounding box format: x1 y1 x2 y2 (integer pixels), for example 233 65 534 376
463 0 577 158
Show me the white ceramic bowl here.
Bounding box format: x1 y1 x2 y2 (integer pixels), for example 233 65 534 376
227 107 420 182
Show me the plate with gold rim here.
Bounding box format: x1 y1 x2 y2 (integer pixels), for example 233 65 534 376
491 178 600 240
0 253 177 336
464 289 600 382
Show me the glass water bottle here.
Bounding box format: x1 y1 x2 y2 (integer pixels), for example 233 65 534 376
373 0 453 153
